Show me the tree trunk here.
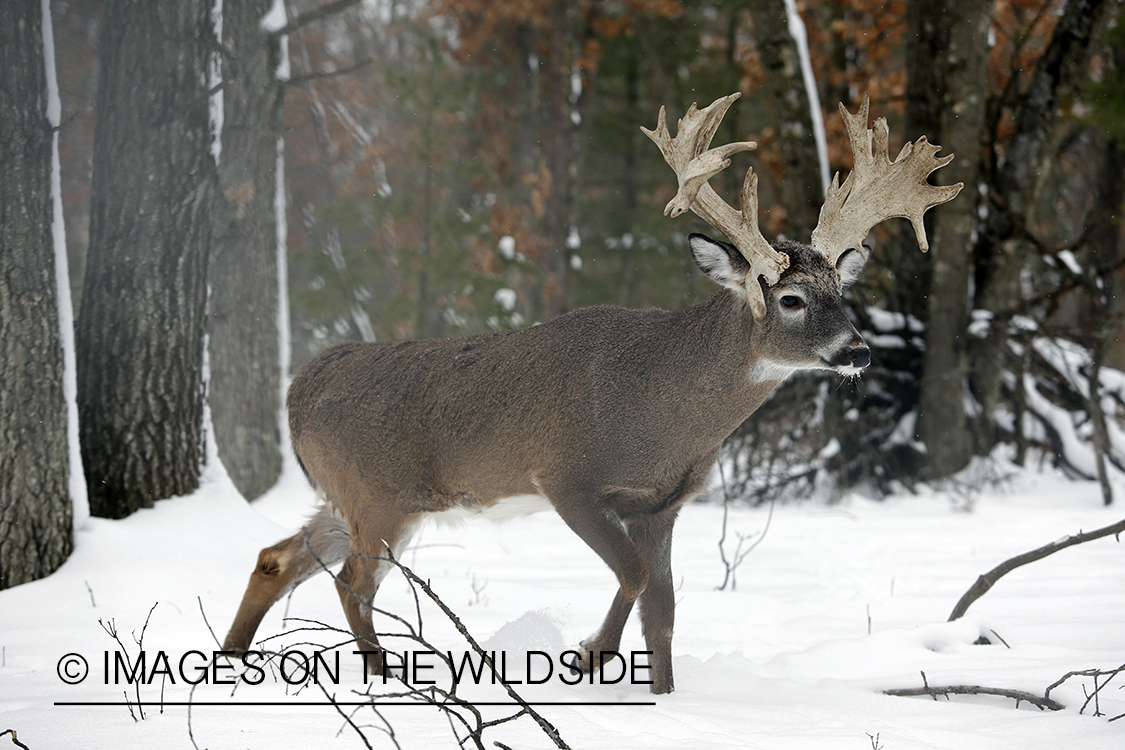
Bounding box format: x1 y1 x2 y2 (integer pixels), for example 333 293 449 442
209 0 284 500
972 0 1117 454
745 0 824 240
538 0 582 320
910 0 993 478
77 0 216 518
0 0 74 587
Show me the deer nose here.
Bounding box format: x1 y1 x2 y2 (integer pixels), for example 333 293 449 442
848 343 871 369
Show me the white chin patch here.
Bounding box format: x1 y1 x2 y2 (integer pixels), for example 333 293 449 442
835 363 865 378
749 358 802 383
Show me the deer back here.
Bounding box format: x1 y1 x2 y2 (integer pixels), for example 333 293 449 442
290 297 769 512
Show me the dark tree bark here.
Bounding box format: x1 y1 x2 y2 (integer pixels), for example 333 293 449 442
972 0 1118 452
908 0 993 478
210 0 285 500
745 0 825 240
77 0 217 518
537 0 584 320
0 0 74 587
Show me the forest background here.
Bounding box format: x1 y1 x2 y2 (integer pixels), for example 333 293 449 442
3 0 1125 588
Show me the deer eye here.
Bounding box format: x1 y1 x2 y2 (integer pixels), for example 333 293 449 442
779 295 804 310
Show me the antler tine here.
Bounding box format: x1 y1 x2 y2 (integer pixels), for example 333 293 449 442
641 93 789 320
811 93 963 267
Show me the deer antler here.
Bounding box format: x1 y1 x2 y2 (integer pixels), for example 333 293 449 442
810 94 963 266
641 92 788 320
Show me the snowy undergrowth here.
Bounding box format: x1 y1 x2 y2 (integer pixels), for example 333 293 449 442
1 457 1122 749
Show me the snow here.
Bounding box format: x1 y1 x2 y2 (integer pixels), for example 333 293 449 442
1055 250 1083 276
42 0 90 532
783 0 830 195
209 0 224 164
259 0 287 33
2 453 1122 749
275 134 292 450
494 288 517 312
40 0 59 126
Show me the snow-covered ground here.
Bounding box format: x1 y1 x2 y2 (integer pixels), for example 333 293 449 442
2 456 1122 749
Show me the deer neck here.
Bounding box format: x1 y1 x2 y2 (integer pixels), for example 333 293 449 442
657 289 785 443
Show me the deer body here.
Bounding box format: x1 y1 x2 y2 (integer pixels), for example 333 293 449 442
224 94 960 695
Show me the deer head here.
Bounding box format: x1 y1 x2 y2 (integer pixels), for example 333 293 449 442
641 92 963 321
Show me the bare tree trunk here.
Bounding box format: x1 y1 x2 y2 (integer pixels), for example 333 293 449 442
910 0 993 478
210 0 285 500
972 0 1118 453
538 0 582 320
0 0 74 587
77 0 216 518
745 0 824 240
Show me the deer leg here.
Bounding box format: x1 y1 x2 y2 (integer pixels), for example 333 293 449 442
334 513 422 676
626 509 679 694
223 506 350 653
334 553 382 672
547 489 648 676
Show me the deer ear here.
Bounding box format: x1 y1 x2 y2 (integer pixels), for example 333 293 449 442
836 247 867 288
690 233 751 293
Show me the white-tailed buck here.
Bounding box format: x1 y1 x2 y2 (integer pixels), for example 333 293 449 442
224 93 961 694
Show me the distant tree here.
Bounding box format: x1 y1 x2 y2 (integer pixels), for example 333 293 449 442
745 0 825 239
209 0 286 500
209 0 1125 501
973 0 1119 440
0 0 73 586
908 0 993 478
77 0 217 518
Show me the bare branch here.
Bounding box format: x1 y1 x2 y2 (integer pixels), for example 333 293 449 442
381 551 572 750
948 516 1125 621
0 730 30 750
268 0 363 40
884 683 1064 711
1045 663 1125 717
285 58 373 87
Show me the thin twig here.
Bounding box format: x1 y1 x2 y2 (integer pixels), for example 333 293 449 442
285 59 373 87
268 0 363 40
197 596 220 648
382 552 572 750
1045 662 1125 715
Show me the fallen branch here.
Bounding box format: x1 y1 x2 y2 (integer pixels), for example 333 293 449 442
382 551 572 750
1 730 30 750
948 516 1125 621
884 683 1065 711
1045 663 1125 719
194 542 572 750
884 671 1064 711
